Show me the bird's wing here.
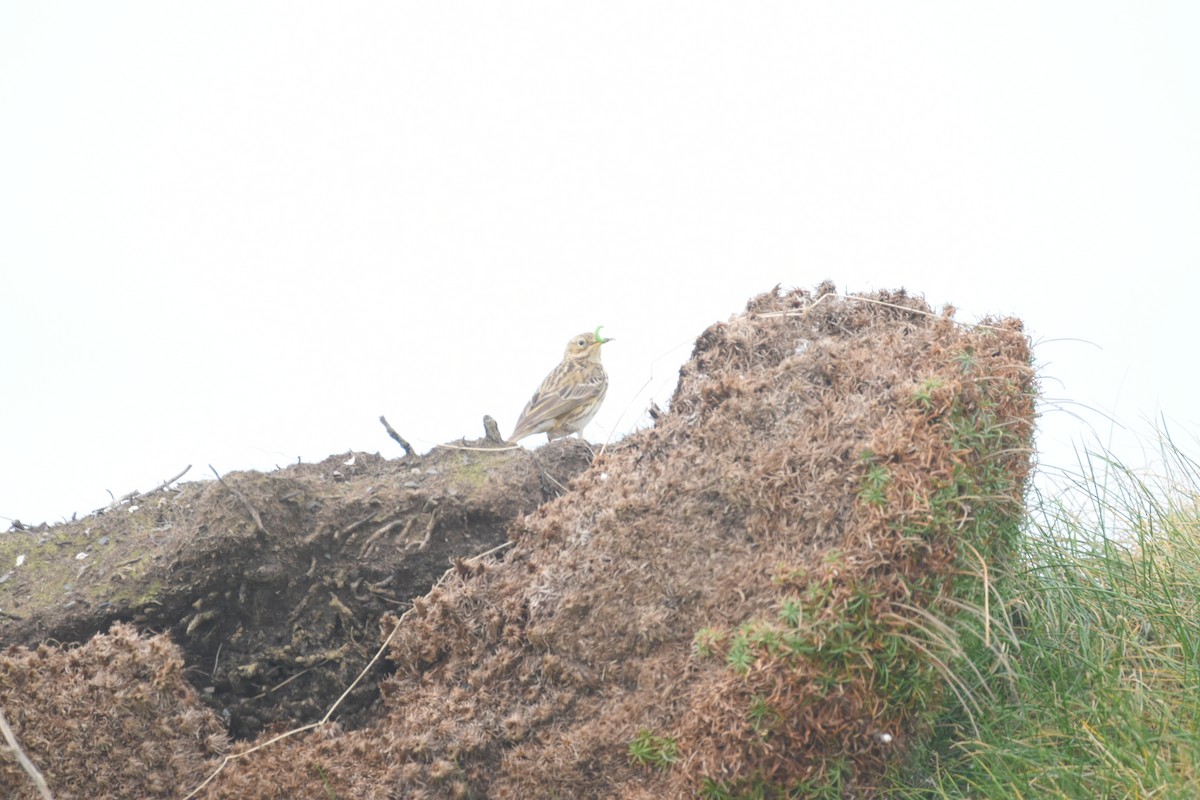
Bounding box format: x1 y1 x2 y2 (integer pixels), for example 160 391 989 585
510 364 606 440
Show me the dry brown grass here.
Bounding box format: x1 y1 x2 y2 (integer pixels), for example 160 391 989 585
1 284 1035 799
204 284 1032 798
0 623 228 799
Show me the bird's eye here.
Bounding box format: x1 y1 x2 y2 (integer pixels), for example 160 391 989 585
576 338 586 346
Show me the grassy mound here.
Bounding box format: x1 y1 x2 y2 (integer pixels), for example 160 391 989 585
2 284 1043 798
205 284 1032 799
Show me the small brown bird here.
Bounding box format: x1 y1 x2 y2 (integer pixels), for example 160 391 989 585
509 327 613 443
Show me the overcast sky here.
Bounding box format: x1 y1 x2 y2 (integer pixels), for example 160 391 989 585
3 3 1198 525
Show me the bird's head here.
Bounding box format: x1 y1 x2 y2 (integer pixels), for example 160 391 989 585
564 326 613 362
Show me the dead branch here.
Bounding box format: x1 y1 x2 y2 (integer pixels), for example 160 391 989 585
378 415 415 456
136 464 192 499
100 490 138 513
0 706 53 800
208 465 270 537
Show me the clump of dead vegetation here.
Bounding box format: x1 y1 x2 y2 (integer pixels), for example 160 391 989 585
0 440 593 745
0 623 228 800
193 284 1033 799
0 284 1036 799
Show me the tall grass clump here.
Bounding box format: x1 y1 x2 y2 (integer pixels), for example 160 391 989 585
890 429 1200 798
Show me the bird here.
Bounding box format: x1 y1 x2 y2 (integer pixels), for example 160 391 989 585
509 327 613 443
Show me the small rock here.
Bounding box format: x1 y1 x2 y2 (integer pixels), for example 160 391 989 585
97 536 110 546
75 552 89 560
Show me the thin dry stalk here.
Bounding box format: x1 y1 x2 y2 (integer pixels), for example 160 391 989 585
0 706 53 800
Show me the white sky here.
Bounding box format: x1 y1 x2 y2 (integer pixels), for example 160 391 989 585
2 3 1198 524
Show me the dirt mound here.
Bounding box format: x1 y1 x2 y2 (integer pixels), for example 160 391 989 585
0 437 595 742
187 284 1035 799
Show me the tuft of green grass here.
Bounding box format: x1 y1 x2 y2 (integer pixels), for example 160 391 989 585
953 349 977 373
747 695 782 735
628 729 680 769
859 457 892 507
888 429 1200 798
913 377 945 410
778 597 802 628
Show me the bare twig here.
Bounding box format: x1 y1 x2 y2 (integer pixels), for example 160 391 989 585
96 489 139 515
460 539 514 562
136 464 192 499
538 462 569 495
378 416 416 456
181 720 323 799
434 442 520 452
208 465 270 536
317 625 399 726
250 666 317 701
0 706 53 800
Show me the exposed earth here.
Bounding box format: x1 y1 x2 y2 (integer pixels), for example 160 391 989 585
1 433 594 741
0 284 1036 799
